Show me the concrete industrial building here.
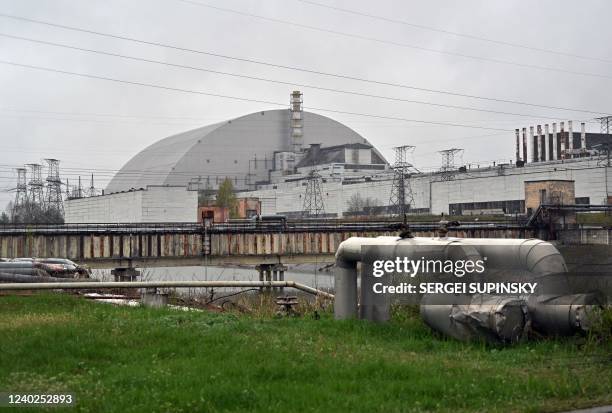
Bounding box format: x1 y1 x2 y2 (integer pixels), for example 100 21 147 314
248 157 611 216
65 186 197 223
64 89 612 222
66 91 387 223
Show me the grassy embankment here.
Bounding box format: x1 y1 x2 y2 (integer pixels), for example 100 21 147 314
0 293 611 413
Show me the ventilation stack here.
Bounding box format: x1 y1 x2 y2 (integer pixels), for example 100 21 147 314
560 122 566 159
580 122 586 154
515 129 520 164
544 124 550 161
568 120 574 157
290 90 303 154
522 127 528 163
530 126 536 163
552 123 558 160
536 125 542 162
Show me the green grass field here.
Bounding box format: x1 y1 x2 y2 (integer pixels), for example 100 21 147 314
0 294 611 413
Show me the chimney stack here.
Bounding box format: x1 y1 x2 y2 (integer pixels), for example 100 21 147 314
290 90 304 153
522 127 528 163
544 124 550 161
530 126 537 162
580 122 586 153
536 125 542 162
552 123 558 160
568 120 574 157
515 129 520 164
560 121 566 159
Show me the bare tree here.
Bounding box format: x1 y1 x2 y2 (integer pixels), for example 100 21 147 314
346 193 380 216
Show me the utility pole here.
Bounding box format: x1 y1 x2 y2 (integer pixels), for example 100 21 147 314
44 158 64 214
302 169 325 217
438 148 464 181
389 145 415 220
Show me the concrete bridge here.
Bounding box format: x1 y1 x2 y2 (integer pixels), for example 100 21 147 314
0 221 532 269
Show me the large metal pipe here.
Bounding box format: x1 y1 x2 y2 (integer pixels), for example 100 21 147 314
334 236 595 340
527 293 603 336
420 294 530 343
335 236 486 322
0 280 334 299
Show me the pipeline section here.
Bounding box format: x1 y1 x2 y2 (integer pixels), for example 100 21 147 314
0 280 334 299
334 236 603 343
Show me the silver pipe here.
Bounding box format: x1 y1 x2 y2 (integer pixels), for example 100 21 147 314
0 280 334 299
334 236 480 322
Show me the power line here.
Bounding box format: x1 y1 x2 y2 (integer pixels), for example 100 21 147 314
0 59 513 132
173 0 612 81
297 0 612 65
0 12 608 115
0 32 592 122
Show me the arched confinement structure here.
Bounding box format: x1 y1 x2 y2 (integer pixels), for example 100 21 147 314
334 236 599 340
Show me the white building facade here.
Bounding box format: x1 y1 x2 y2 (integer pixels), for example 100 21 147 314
65 186 198 223
246 157 612 216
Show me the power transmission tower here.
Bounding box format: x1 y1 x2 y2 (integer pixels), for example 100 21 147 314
26 163 44 207
12 167 28 220
389 145 416 219
87 173 97 197
302 169 325 217
596 116 612 135
438 148 464 181
14 167 28 208
44 158 64 214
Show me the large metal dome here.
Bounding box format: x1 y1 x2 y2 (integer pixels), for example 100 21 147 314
106 109 385 193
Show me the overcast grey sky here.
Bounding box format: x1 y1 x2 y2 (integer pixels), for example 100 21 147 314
1 0 611 208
